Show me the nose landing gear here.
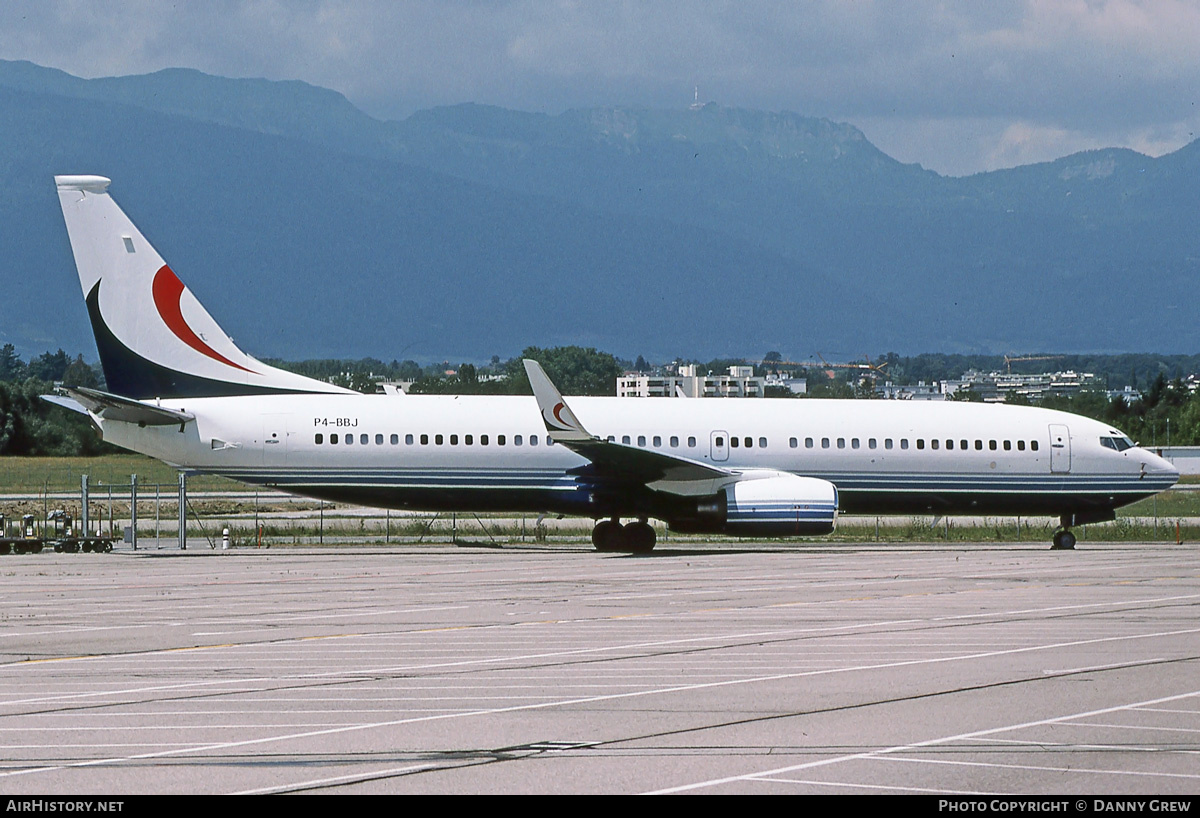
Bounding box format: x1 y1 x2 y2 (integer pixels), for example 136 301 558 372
1051 529 1076 550
1051 515 1077 550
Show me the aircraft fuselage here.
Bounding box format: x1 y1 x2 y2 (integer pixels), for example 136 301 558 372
101 392 1177 524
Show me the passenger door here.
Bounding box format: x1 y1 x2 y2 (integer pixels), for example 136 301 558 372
1048 424 1071 473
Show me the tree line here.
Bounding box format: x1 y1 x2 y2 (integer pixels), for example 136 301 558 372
6 342 1200 455
0 345 111 455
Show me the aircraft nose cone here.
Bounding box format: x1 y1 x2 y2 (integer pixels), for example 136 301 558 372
1144 452 1180 484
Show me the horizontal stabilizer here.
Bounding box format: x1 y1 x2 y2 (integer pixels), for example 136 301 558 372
55 387 195 426
39 394 90 416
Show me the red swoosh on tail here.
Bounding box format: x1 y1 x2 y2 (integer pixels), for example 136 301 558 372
552 402 570 428
152 265 255 374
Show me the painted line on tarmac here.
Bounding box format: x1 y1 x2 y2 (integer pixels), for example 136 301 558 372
3 623 1200 782
645 688 1200 794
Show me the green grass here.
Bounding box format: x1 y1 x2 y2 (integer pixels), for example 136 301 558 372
0 454 240 492
1118 489 1200 517
184 513 1199 547
831 517 1196 544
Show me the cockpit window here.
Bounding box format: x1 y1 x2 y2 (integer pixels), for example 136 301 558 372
1101 436 1135 452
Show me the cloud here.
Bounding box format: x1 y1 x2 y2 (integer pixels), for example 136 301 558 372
1 0 1197 174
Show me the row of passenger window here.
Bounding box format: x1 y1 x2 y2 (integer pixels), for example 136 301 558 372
608 434 700 448
315 432 554 447
313 431 1040 454
787 436 1039 452
604 435 771 449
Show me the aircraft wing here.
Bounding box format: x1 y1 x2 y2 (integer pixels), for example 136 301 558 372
561 435 733 485
523 359 734 488
47 387 195 427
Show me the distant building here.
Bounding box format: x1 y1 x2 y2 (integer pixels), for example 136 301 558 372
618 364 766 397
942 370 1099 403
765 374 807 395
1159 446 1200 475
1105 385 1141 403
875 381 944 401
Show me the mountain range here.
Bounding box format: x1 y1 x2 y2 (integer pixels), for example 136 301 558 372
1 59 1197 364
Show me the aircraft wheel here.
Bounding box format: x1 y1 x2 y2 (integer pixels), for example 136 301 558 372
592 519 622 552
624 521 656 554
1051 530 1076 550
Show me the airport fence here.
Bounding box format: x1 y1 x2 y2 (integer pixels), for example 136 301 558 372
3 462 1200 548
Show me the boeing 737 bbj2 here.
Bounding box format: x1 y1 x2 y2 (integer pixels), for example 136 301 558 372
46 175 1178 551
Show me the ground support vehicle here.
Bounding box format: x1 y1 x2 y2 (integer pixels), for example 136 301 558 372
0 512 114 554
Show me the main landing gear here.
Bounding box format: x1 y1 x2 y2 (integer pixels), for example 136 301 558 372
1051 516 1077 550
592 518 657 553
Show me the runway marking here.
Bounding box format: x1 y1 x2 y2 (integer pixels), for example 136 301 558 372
3 627 1199 781
3 592 1199 712
0 606 471 642
232 763 444 795
0 624 163 641
879 755 1200 781
974 736 1178 749
0 724 363 731
4 586 1194 658
644 688 1200 794
1064 721 1200 734
0 738 201 743
753 776 987 795
1043 658 1167 674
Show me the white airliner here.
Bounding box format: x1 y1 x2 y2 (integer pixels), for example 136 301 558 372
47 175 1178 551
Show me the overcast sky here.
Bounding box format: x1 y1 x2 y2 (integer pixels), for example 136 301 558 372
2 0 1197 176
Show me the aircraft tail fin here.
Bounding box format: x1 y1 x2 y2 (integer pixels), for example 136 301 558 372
54 176 352 399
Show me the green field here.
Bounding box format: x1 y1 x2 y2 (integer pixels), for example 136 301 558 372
0 455 239 492
1119 487 1200 516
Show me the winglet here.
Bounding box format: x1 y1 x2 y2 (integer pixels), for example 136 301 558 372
55 175 112 193
523 359 593 443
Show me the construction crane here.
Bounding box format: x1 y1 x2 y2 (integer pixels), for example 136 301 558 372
1003 355 1063 374
749 355 888 380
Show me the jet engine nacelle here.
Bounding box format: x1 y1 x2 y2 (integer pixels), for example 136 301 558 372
671 472 838 537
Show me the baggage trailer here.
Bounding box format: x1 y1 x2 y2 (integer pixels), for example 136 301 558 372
46 510 114 553
0 511 114 554
0 514 44 555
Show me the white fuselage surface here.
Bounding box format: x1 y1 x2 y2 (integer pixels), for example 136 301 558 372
102 391 1176 520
